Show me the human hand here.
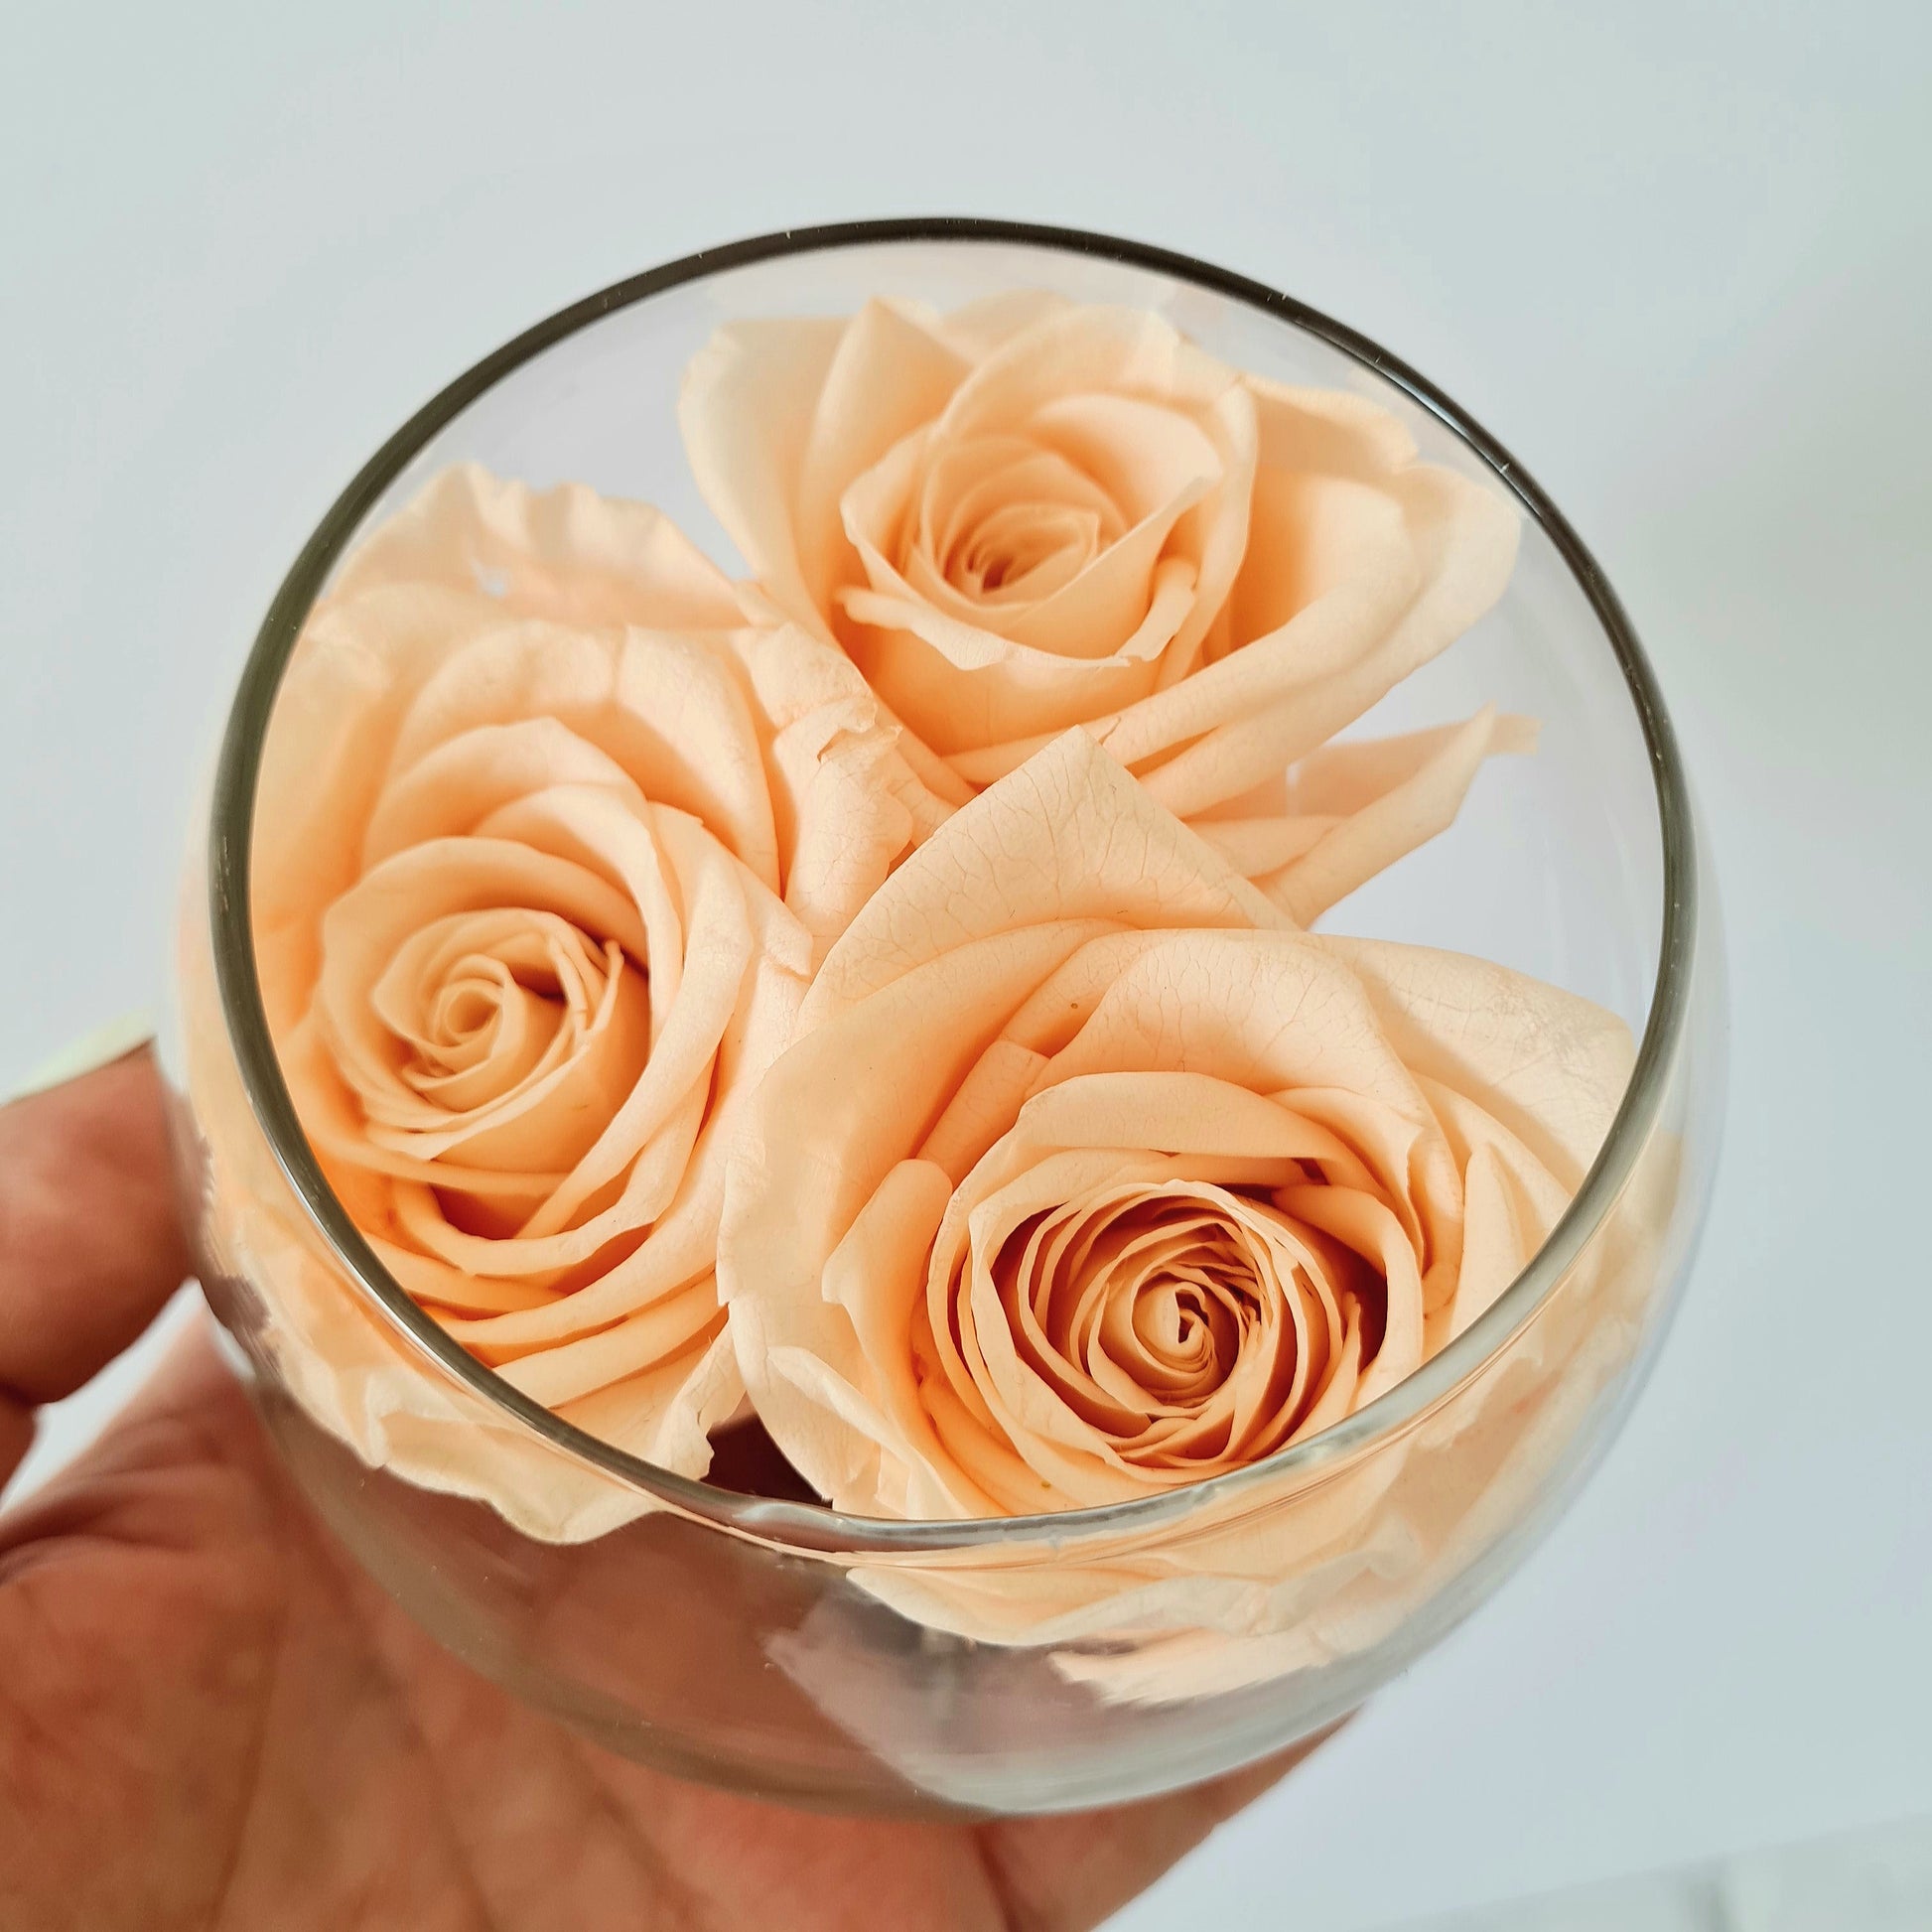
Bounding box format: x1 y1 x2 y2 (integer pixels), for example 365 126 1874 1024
0 1049 1324 1930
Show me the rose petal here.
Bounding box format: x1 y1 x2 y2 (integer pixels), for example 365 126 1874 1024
801 729 1285 1026
1322 935 1636 1188
791 300 971 615
386 622 782 895
678 314 852 636
332 462 743 632
1256 707 1535 923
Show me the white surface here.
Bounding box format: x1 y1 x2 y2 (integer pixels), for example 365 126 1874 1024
2 5 1926 1926
1403 1813 1932 1932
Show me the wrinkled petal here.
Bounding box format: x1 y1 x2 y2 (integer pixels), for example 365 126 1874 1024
332 462 744 632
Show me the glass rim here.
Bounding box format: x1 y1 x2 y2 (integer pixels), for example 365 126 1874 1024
206 215 1698 1559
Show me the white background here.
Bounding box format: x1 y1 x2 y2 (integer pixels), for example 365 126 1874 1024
3 5 1928 1926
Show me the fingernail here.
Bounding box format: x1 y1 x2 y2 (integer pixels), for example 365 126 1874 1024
6 1010 157 1102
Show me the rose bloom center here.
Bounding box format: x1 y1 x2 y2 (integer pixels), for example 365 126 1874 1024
926 433 1131 606
981 1178 1357 1470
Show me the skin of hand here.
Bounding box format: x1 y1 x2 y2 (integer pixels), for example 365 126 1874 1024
0 1050 1327 1931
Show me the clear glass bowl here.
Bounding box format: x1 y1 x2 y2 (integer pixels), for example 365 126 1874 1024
165 219 1725 1818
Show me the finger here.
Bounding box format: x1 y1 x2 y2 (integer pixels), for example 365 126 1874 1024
0 1047 193 1483
976 1720 1346 1932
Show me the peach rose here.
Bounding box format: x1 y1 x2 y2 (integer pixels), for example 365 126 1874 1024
681 294 1527 923
251 464 919 1471
718 731 1632 1519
